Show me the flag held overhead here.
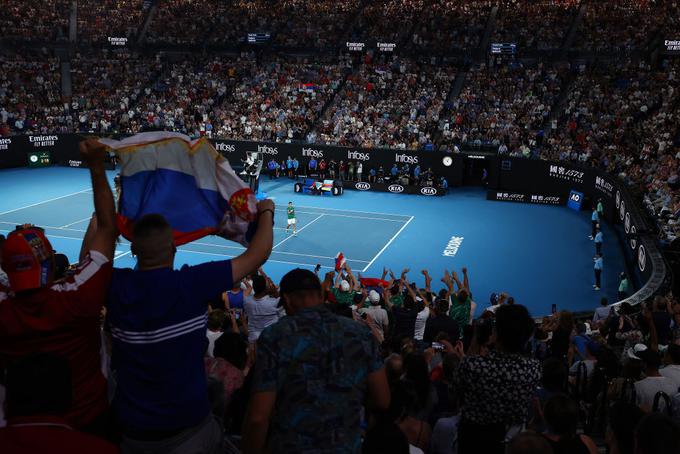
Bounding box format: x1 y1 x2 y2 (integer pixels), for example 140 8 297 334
99 132 259 246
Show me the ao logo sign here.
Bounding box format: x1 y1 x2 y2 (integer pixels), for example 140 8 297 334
388 184 404 193
619 200 626 221
355 182 371 191
630 225 637 250
638 245 646 272
421 187 437 196
569 192 581 202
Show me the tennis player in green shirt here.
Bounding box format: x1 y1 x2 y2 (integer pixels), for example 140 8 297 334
286 201 297 236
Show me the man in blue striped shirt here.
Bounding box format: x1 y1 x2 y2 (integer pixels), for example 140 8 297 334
107 200 274 453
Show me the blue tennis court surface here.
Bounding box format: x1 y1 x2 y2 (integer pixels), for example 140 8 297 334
0 166 627 316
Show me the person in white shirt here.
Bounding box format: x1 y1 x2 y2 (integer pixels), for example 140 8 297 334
243 274 283 343
635 349 679 412
660 344 680 389
414 299 430 342
359 290 389 339
205 310 225 357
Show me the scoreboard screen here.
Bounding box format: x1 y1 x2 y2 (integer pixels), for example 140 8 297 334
490 43 517 55
28 151 51 168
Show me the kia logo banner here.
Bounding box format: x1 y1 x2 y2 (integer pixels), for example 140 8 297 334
343 181 443 196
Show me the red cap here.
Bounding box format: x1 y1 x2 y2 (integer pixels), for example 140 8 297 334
1 228 55 292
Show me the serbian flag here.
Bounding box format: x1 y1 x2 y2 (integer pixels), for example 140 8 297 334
359 278 390 288
99 131 258 246
335 252 345 271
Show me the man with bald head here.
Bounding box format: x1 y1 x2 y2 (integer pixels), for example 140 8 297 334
107 200 275 453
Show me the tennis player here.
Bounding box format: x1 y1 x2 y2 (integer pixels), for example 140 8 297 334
286 201 297 236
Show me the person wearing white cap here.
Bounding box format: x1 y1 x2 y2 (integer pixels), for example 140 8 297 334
326 263 359 306
359 290 389 339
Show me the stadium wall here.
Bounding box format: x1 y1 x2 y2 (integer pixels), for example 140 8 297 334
487 156 669 306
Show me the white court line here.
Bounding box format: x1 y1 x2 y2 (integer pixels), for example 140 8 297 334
191 240 369 262
177 248 336 270
0 221 88 233
0 189 92 216
274 208 404 222
361 216 415 273
273 214 324 250
0 229 84 242
60 216 92 228
289 204 412 219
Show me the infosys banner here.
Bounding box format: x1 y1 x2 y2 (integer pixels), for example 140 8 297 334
0 135 462 184
489 157 667 300
211 139 460 183
348 181 445 196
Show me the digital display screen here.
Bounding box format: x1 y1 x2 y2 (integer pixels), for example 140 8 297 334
247 33 271 44
28 151 51 168
490 43 516 55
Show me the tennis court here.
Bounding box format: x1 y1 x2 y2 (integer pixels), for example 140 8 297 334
0 166 629 316
0 169 412 273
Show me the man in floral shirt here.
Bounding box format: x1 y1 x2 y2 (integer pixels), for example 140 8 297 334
456 304 540 454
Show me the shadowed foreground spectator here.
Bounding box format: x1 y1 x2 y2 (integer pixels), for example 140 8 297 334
242 268 390 453
0 353 118 453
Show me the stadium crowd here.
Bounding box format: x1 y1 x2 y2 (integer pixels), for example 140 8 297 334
0 143 679 452
312 57 455 150
492 0 580 50
438 62 566 155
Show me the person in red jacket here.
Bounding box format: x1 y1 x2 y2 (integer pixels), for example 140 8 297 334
0 352 118 454
0 139 117 437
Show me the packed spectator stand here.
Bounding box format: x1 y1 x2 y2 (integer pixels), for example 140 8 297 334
1 1 680 452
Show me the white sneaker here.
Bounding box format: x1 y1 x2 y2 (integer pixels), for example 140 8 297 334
589 236 594 240
594 286 600 290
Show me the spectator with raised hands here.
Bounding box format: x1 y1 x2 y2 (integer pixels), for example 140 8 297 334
0 139 116 436
456 304 539 454
105 197 274 452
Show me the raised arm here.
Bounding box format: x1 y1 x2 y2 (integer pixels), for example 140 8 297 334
79 139 117 261
462 267 471 293
232 200 275 283
450 270 463 291
322 271 335 295
344 264 359 291
422 270 432 293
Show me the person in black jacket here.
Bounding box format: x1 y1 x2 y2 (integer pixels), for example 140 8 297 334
424 299 460 344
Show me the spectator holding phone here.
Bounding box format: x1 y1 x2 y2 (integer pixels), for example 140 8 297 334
243 270 283 344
